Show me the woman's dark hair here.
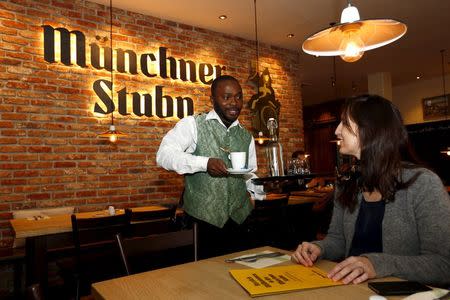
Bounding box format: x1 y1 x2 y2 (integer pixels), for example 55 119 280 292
336 94 420 211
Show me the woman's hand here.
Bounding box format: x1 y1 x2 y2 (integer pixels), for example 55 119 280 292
291 242 321 267
328 256 376 284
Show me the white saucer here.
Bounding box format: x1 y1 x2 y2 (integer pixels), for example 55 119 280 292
227 168 251 174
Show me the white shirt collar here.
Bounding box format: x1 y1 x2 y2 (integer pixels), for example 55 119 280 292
206 110 241 129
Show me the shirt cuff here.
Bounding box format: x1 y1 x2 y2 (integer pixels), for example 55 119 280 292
198 156 210 172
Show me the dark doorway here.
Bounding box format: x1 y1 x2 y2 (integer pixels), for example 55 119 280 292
407 120 450 185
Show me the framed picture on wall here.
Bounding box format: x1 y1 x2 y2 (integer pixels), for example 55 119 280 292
422 94 449 120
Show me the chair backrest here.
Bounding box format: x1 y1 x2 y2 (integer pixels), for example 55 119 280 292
124 205 177 237
116 222 197 275
126 205 176 223
71 213 129 265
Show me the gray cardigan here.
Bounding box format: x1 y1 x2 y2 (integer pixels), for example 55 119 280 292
314 168 450 286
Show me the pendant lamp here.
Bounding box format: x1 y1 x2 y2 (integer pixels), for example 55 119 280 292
98 124 127 143
249 0 269 145
302 1 407 63
98 0 127 142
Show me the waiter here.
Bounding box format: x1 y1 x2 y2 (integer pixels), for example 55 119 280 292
156 75 257 258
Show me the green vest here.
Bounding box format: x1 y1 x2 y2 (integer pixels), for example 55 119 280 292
183 114 253 228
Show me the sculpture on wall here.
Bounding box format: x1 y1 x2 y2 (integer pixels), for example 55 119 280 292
247 67 281 137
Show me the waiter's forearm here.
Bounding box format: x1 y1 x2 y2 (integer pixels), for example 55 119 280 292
156 147 209 174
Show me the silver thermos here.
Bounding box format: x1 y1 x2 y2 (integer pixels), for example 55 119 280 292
266 118 285 176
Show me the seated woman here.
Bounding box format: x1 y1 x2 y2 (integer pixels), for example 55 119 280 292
291 94 450 287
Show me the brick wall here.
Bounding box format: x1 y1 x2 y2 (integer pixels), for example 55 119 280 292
0 0 303 247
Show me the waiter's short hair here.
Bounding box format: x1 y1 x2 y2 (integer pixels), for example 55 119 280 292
211 75 240 97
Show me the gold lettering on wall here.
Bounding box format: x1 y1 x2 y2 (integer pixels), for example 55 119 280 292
42 25 226 119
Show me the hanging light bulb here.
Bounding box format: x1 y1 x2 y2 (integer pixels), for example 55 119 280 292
338 7 364 62
339 24 364 62
257 132 264 145
255 131 269 145
440 147 450 156
302 1 407 63
330 139 342 146
98 125 126 143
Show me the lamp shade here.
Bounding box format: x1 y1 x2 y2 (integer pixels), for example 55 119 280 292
302 4 407 62
98 125 127 143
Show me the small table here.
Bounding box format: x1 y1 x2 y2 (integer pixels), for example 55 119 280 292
9 205 174 295
92 246 404 300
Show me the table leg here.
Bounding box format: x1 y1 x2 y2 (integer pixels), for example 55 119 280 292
25 235 48 296
13 259 23 299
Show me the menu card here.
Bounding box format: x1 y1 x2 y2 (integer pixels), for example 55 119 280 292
229 264 343 297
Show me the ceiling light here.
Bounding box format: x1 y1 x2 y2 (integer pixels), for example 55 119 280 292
302 1 407 63
441 147 450 156
218 15 227 20
330 139 341 146
287 33 294 38
416 76 420 79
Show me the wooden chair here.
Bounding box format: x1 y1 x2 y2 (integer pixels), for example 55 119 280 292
246 195 289 248
68 213 129 300
126 205 177 222
116 221 197 275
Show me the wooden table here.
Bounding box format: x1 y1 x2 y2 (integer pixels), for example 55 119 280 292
92 246 404 300
289 190 332 205
9 205 174 295
262 192 324 205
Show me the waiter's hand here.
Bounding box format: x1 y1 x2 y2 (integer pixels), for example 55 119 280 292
207 158 228 177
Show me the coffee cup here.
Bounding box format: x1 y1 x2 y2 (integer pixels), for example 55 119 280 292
229 152 246 170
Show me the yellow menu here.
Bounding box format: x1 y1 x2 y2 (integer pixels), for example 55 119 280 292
229 264 343 297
